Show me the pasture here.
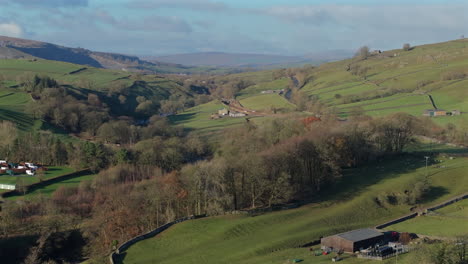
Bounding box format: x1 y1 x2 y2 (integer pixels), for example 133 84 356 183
5 171 95 200
168 100 261 137
119 154 468 264
0 166 74 188
388 199 468 237
239 93 295 111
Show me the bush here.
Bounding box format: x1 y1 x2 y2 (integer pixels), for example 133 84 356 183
403 43 411 51
441 71 467 81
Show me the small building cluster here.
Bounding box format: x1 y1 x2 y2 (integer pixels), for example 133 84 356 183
423 109 461 117
320 228 410 261
261 89 285 95
0 160 45 176
211 108 247 119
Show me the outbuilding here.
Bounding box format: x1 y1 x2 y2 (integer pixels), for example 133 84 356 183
321 228 384 253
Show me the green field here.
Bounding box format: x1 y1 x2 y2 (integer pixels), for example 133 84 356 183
296 39 468 127
119 154 468 264
388 199 468 237
0 166 74 186
168 100 264 137
239 94 295 111
0 87 38 131
6 172 95 200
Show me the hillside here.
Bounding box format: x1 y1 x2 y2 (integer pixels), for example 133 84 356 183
0 36 225 74
119 151 468 264
0 58 197 136
169 39 468 138
299 39 468 127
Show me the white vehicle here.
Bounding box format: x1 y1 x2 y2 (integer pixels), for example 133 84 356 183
26 170 36 176
0 166 8 170
25 163 38 170
16 165 25 169
0 160 7 164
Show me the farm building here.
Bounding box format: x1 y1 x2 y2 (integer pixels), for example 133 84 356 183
321 228 384 253
423 109 447 117
218 108 229 116
229 111 246 118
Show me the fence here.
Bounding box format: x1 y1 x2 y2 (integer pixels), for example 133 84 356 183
376 192 468 230
109 215 205 264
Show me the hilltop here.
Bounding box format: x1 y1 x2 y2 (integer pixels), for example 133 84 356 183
0 36 233 74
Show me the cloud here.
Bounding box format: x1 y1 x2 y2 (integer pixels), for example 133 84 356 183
127 0 229 12
260 4 468 50
118 16 193 33
0 0 88 7
0 22 23 37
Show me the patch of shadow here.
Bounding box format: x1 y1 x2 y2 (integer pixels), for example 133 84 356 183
419 186 449 204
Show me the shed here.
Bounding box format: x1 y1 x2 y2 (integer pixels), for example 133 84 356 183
218 108 229 116
321 228 384 253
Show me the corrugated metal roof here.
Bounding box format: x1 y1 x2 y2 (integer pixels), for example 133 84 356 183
336 228 383 242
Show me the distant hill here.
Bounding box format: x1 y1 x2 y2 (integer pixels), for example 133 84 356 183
148 51 352 69
0 35 218 74
149 52 308 67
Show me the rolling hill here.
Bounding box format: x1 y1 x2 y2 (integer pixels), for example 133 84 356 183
0 36 230 74
168 39 468 138
119 151 468 264
0 58 196 136
148 50 352 69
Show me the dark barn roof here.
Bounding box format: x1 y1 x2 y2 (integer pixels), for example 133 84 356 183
336 228 383 242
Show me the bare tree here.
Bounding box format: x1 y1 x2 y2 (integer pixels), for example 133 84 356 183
356 46 370 60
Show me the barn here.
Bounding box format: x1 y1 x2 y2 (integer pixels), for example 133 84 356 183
321 228 384 253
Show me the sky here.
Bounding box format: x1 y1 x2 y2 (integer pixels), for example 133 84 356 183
0 0 467 56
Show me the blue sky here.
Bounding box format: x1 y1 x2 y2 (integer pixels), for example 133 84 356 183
0 0 466 56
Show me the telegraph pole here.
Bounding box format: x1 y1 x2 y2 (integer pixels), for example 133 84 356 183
424 156 430 178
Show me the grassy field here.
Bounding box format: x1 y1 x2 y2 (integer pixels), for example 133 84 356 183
168 100 265 138
119 153 468 264
239 94 295 111
297 39 468 128
388 199 468 237
5 172 95 200
0 87 38 131
168 39 468 134
0 166 74 186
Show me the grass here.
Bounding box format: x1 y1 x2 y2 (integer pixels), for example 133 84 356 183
0 87 36 131
168 100 264 138
388 199 468 237
0 166 74 186
239 94 295 111
298 39 468 128
119 154 468 264
6 172 95 200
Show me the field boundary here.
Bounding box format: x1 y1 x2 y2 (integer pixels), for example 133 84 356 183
376 192 468 230
110 215 206 264
0 169 90 198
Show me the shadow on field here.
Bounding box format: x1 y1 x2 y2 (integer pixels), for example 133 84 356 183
420 186 449 204
0 108 33 130
318 154 431 202
168 112 197 124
